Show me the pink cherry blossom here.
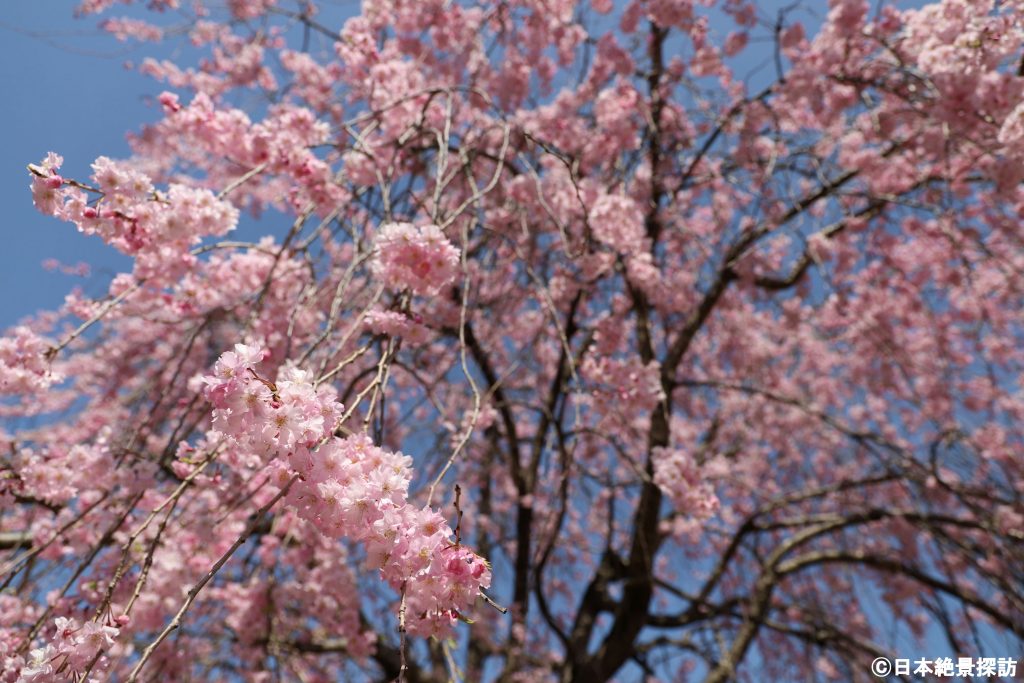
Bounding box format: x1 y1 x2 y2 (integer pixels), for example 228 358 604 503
371 222 460 295
4 0 1023 680
588 193 645 254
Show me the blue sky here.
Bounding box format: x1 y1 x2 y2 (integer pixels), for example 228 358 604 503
0 2 151 327
0 1 360 330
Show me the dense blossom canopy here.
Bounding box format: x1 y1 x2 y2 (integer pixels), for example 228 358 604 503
2 0 1023 681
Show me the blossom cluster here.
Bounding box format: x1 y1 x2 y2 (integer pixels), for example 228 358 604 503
652 447 720 524
998 102 1024 149
594 81 642 153
581 355 665 414
284 436 491 637
364 308 431 345
588 194 645 254
99 17 163 42
16 617 120 682
0 327 58 396
30 153 238 280
200 344 490 636
201 344 340 458
371 222 460 296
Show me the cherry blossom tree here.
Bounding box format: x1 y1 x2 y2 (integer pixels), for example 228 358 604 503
2 0 1023 681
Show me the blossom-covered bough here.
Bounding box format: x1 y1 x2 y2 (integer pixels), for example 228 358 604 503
2 0 1024 681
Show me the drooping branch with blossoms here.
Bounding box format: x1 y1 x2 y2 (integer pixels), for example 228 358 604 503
2 0 1024 681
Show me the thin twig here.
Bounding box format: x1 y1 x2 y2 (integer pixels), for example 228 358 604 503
126 476 298 683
